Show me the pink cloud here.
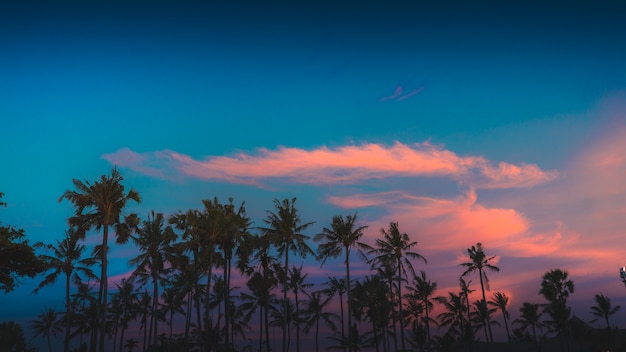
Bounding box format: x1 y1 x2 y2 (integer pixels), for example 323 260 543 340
103 142 557 189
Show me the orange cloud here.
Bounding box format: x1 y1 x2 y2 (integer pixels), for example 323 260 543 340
103 141 557 189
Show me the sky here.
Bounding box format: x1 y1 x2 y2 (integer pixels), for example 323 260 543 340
2 0 626 349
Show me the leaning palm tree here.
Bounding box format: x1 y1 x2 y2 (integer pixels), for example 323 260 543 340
59 167 141 352
488 292 511 343
460 242 499 343
262 197 315 352
369 222 426 351
31 308 63 352
34 227 97 352
128 211 176 347
589 293 620 334
315 212 369 352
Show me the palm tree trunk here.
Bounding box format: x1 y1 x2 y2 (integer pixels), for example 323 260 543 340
205 250 214 351
295 290 300 352
315 317 319 352
65 272 71 352
152 271 159 346
504 315 511 343
264 301 271 352
345 247 352 352
397 259 406 351
99 224 109 352
478 270 493 343
282 247 289 352
48 333 53 352
224 257 231 350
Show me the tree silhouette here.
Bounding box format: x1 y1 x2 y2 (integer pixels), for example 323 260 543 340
488 292 511 343
460 242 499 343
59 168 141 352
316 212 369 352
31 308 63 352
369 222 426 351
128 211 176 347
262 198 314 352
589 293 620 336
34 227 97 352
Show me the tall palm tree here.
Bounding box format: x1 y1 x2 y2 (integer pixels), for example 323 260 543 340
34 227 97 352
31 308 63 352
215 197 250 350
589 293 620 334
323 276 348 348
460 242 499 343
128 211 176 348
288 265 313 352
59 167 141 352
369 222 426 351
458 278 475 343
110 278 139 352
488 292 511 343
160 286 185 348
406 270 437 343
302 291 339 352
315 212 369 352
513 302 544 344
262 197 315 352
70 278 99 351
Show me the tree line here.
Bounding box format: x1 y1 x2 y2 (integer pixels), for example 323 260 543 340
0 169 623 352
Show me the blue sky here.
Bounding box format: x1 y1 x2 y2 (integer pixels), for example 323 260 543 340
2 0 626 349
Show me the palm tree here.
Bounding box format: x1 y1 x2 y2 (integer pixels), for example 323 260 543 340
31 308 63 352
128 211 176 347
352 276 393 352
589 293 620 333
59 167 141 352
435 292 467 340
471 299 499 343
262 197 315 352
160 286 185 348
124 338 139 352
369 222 426 351
322 277 348 348
215 197 250 350
70 278 99 351
288 265 313 352
34 227 97 352
460 242 499 343
406 270 437 343
110 278 139 352
514 302 544 345
302 291 339 352
488 292 511 343
315 212 369 352
539 268 574 346
458 278 475 343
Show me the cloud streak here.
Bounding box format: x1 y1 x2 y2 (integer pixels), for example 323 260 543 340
102 141 557 189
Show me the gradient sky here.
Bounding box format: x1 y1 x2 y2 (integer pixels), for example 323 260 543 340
3 0 626 349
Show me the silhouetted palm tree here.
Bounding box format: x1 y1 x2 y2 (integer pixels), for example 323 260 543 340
31 308 63 352
316 212 369 352
323 276 348 348
59 167 141 352
288 265 313 352
460 242 499 343
124 338 139 352
302 291 338 352
589 293 620 334
539 268 574 347
471 299 499 343
34 227 97 352
262 197 315 352
406 270 437 343
488 292 511 343
436 292 466 340
514 302 544 345
369 222 426 351
110 278 138 352
129 211 176 347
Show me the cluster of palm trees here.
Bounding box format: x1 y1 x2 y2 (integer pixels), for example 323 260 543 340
22 169 623 352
